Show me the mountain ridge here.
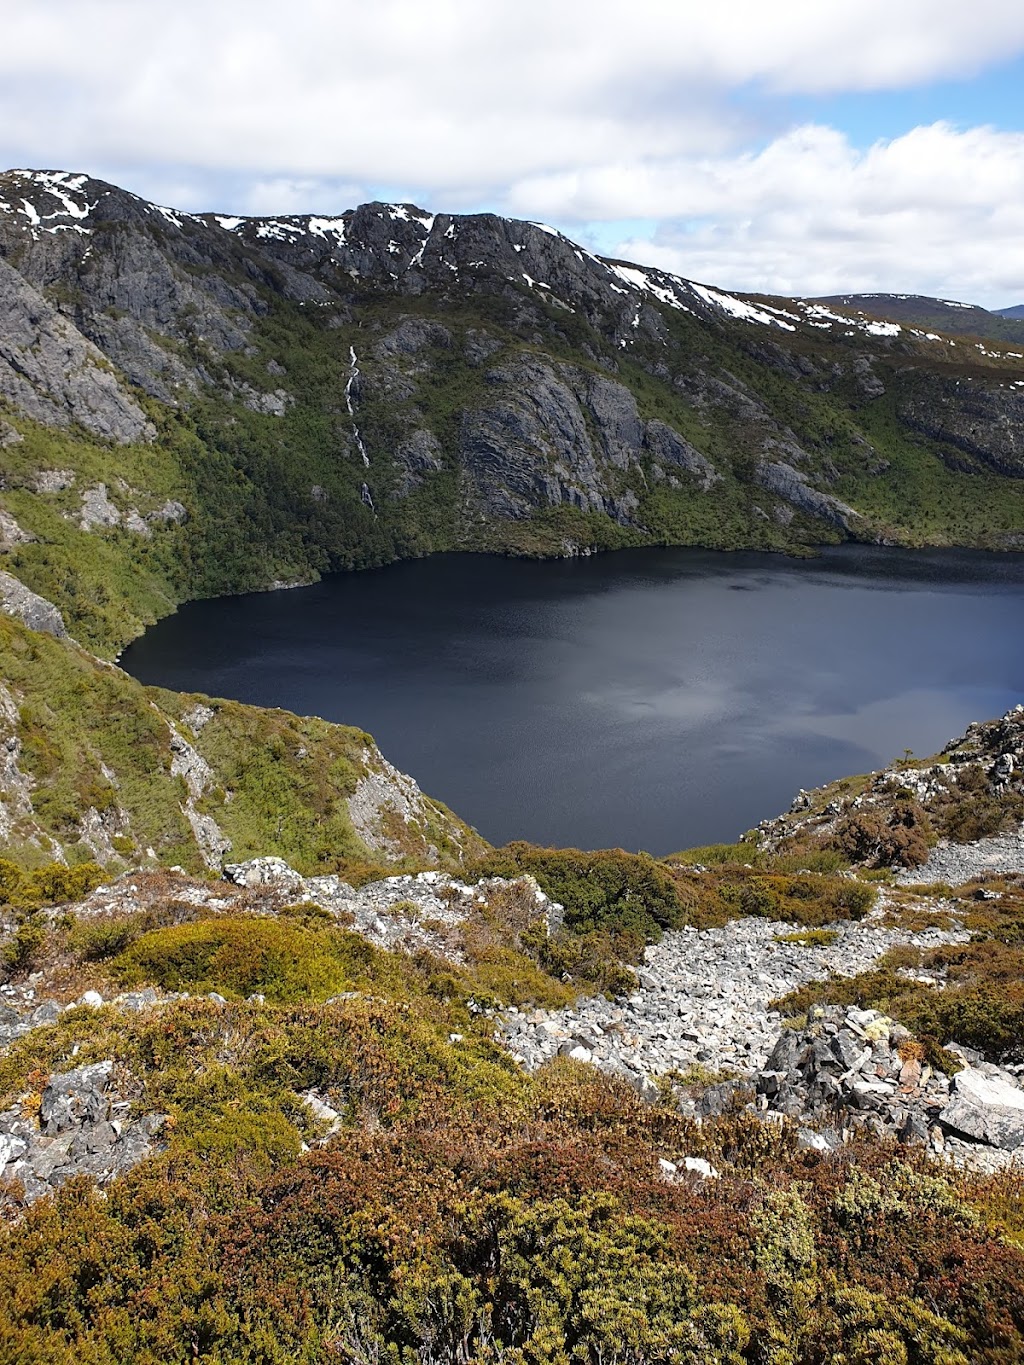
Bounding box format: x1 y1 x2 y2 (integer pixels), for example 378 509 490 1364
0 166 1023 662
815 290 1024 347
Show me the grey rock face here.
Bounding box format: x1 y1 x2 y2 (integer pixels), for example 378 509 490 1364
0 570 68 637
0 256 152 443
393 429 444 497
149 499 187 525
644 420 720 489
30 467 75 492
374 318 453 359
755 461 857 529
0 419 23 448
939 1068 1024 1149
459 358 656 525
0 508 33 547
460 356 599 519
0 1058 166 1205
78 483 121 530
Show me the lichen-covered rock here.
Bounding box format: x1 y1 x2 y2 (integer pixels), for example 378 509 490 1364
939 1068 1024 1150
78 483 121 530
0 508 32 548
0 1059 166 1205
0 570 68 637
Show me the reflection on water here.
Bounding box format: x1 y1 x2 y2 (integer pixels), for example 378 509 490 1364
121 546 1024 854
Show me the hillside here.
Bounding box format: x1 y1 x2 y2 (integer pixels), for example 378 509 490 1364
816 292 1024 347
0 169 1023 657
2 704 1024 1359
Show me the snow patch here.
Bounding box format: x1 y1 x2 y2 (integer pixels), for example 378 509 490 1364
307 217 347 243
690 282 795 331
607 263 691 313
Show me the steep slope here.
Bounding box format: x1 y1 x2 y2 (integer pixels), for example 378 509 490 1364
1 169 1023 657
997 304 1024 320
0 611 481 875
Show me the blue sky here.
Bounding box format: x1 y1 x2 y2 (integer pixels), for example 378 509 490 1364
3 1 1024 305
776 54 1024 149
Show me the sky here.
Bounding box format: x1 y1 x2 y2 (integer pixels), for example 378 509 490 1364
3 0 1024 306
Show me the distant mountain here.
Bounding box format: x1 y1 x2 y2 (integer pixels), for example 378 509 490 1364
815 292 1024 347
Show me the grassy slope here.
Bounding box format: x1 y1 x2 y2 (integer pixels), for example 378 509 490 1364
0 613 481 874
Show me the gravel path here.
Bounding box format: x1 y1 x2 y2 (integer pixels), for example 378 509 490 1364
501 902 967 1083
897 822 1024 886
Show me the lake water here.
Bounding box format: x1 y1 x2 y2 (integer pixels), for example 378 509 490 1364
120 547 1024 855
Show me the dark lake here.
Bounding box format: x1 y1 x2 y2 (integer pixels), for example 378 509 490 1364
120 546 1024 855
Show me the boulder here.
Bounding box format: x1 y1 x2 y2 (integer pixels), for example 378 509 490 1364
0 570 68 638
938 1068 1024 1150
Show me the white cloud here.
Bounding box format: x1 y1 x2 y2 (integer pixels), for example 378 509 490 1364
576 124 1024 306
3 0 1024 189
3 3 1024 301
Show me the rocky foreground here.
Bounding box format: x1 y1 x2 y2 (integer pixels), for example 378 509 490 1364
3 848 1024 1203
500 901 965 1078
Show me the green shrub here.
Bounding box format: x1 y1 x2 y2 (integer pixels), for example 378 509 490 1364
71 917 142 962
775 928 839 947
0 859 104 911
471 842 688 945
114 918 369 1002
1 915 48 977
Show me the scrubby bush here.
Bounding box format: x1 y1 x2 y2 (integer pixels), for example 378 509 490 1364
0 858 104 911
831 797 932 868
0 915 48 977
939 766 1024 843
471 842 689 944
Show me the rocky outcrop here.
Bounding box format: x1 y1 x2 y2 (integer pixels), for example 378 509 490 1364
898 376 1024 477
0 1058 166 1205
168 721 230 867
0 508 32 548
393 430 444 497
755 460 857 529
939 1066 1024 1150
0 256 153 443
0 681 34 842
348 748 455 862
0 419 23 448
78 483 122 530
759 705 1024 875
756 1007 1024 1164
644 420 720 490
0 570 68 637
